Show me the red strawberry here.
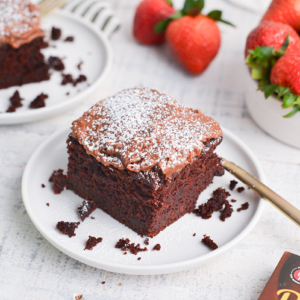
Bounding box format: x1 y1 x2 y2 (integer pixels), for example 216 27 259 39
271 53 300 95
245 21 300 57
261 0 300 33
133 0 175 45
166 15 221 75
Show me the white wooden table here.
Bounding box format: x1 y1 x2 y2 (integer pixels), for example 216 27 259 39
1 0 300 299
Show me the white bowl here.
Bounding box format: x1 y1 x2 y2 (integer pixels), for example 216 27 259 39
245 67 300 149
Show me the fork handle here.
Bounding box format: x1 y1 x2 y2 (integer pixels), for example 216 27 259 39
222 158 300 227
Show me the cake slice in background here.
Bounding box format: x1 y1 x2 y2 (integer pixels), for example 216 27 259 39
66 88 224 237
0 0 49 89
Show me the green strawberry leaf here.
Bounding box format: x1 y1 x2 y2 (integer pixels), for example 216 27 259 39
276 35 290 56
277 86 290 98
165 0 173 5
182 0 204 15
154 11 183 33
253 46 274 61
207 10 235 27
282 92 296 108
264 85 277 99
284 104 300 118
251 68 263 80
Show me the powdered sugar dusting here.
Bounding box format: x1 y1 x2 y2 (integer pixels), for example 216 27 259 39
0 0 44 48
72 88 223 177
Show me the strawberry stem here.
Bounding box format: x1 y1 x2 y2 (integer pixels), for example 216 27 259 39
207 10 235 27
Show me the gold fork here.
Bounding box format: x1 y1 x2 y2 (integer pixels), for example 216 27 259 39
39 0 69 18
222 158 300 227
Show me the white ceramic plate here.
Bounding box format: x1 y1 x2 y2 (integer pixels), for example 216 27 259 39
245 67 300 149
22 126 265 275
0 10 112 124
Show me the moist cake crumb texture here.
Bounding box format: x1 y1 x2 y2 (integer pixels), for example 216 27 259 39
51 27 61 40
84 236 103 250
237 202 249 212
29 93 48 109
115 238 148 255
237 187 245 193
6 91 23 112
56 221 79 237
48 56 65 71
71 87 222 178
202 235 218 250
152 244 161 251
49 169 67 194
144 238 149 245
65 36 74 42
77 200 97 221
229 180 238 191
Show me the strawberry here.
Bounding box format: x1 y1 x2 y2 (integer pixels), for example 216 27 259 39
261 0 300 33
133 0 175 45
166 15 221 74
159 0 233 75
271 53 300 95
245 22 300 57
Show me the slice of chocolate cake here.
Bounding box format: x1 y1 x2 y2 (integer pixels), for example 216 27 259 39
66 88 224 237
0 0 49 89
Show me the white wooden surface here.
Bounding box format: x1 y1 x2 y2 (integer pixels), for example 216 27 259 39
1 0 300 299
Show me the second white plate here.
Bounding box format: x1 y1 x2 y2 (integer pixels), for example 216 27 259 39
22 126 265 275
0 10 112 124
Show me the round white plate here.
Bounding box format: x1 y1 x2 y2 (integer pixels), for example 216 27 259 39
0 10 112 124
22 126 265 275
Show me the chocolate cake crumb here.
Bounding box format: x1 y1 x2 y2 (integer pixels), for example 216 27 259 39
231 199 236 203
48 56 65 71
102 281 105 284
123 252 127 255
193 233 196 236
78 200 97 221
61 74 74 85
84 236 103 250
51 27 61 40
66 92 70 96
75 295 82 300
194 187 230 219
117 283 121 286
65 36 74 42
152 244 161 251
220 202 233 221
237 202 249 212
49 169 67 194
229 180 238 191
144 238 149 245
115 238 147 255
29 93 48 109
202 235 218 250
56 221 79 237
91 216 95 219
41 184 45 188
74 74 87 86
77 61 83 70
6 91 23 113
237 187 245 193
46 203 49 206
138 257 141 260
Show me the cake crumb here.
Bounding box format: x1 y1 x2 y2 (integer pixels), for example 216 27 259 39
41 184 45 188
102 281 105 284
231 199 236 203
123 252 127 255
65 36 74 42
152 244 161 251
48 56 65 71
229 180 238 191
74 74 87 86
138 257 141 260
56 221 79 238
202 235 218 250
193 233 196 236
84 236 103 250
237 202 249 212
220 202 233 221
29 93 48 109
66 92 70 96
49 169 67 194
144 238 149 245
6 91 23 113
75 295 83 300
237 187 245 193
61 74 74 85
51 27 61 40
77 61 83 70
78 200 97 221
117 283 121 286
46 203 49 206
91 216 95 219
115 238 147 255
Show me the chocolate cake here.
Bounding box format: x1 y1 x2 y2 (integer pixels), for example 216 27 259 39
66 88 224 237
0 0 49 89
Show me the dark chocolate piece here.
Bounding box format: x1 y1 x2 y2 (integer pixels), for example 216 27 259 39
56 221 79 237
84 236 103 250
202 235 218 250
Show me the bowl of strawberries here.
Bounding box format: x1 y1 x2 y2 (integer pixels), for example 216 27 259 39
245 0 300 149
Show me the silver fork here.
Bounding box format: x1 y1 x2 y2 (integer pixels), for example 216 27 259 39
39 0 69 18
